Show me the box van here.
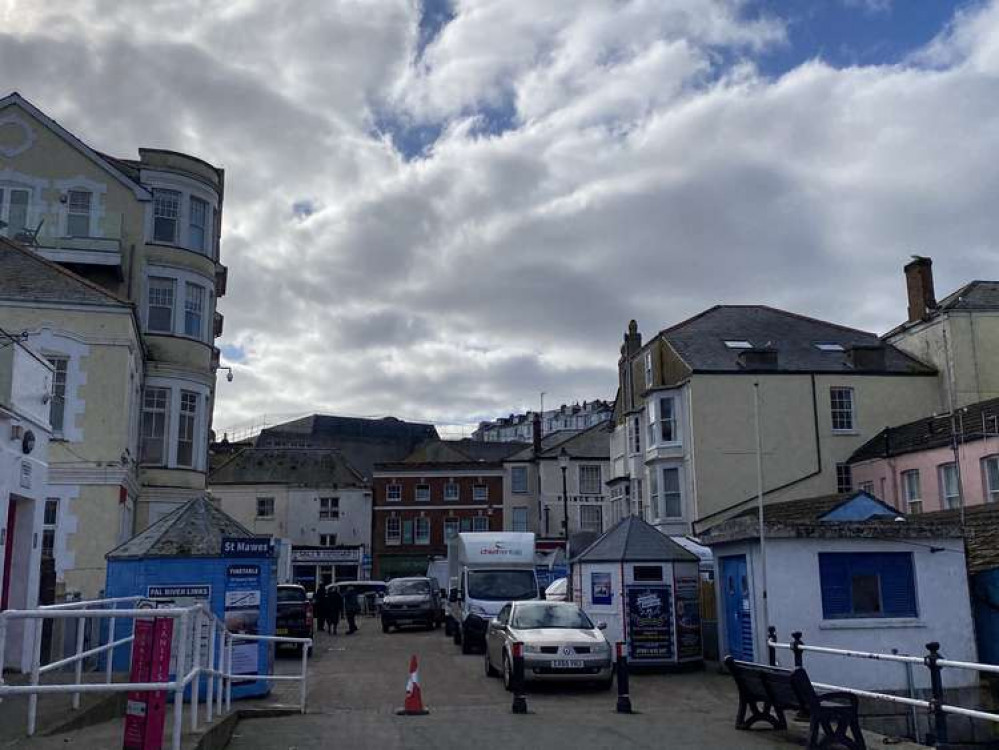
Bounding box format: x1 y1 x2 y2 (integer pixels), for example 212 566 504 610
446 532 539 654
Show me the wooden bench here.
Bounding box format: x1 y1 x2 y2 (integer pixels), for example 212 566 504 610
724 656 867 750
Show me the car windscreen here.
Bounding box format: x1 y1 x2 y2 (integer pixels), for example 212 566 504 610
467 569 537 601
511 603 593 630
277 588 306 603
387 580 431 596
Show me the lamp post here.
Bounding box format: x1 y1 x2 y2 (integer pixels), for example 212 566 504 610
559 447 572 601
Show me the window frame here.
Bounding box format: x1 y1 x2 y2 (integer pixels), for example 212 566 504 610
385 516 402 546
444 517 459 540
939 462 961 510
660 466 682 519
982 456 999 505
153 188 181 244
47 356 68 434
415 517 431 545
319 497 340 520
319 533 337 547
415 484 431 502
255 497 275 519
830 387 856 433
818 552 918 620
386 484 402 502
42 498 59 559
472 484 488 502
147 277 176 334
189 196 210 254
472 515 489 532
66 189 92 237
579 504 602 534
836 463 853 494
511 507 528 532
901 469 922 514
444 482 460 501
175 390 198 468
659 395 678 444
184 282 205 339
139 386 171 465
578 465 602 495
511 466 528 494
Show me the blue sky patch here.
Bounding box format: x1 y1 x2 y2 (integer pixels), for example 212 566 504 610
220 343 247 363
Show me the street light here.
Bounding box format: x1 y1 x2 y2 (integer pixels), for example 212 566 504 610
559 447 572 601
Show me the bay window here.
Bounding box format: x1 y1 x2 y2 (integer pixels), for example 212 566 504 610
189 196 209 253
184 283 205 338
659 396 677 443
147 277 175 333
153 189 181 243
661 467 682 518
176 391 198 467
140 387 170 464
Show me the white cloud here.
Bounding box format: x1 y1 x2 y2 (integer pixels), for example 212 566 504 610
2 0 998 434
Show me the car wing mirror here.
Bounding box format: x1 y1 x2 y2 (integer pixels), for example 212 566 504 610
597 622 607 630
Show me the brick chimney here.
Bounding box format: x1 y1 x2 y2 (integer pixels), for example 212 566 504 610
532 412 542 455
620 319 642 359
904 256 936 323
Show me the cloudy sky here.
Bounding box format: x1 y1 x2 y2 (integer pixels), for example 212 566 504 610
4 0 998 435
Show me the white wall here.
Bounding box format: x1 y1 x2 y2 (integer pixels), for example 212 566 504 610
713 537 977 692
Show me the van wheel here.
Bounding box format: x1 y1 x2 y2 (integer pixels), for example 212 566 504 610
381 620 390 633
461 627 474 655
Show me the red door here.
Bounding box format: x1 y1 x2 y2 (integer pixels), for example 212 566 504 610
1 499 15 611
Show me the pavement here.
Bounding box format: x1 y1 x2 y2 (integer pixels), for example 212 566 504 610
225 620 830 750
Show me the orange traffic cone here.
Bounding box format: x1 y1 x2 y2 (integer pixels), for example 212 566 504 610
396 654 430 715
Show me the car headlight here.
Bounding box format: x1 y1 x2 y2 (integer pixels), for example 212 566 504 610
467 604 489 616
523 643 542 654
594 640 612 654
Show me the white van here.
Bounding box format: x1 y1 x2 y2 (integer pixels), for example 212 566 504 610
446 532 539 654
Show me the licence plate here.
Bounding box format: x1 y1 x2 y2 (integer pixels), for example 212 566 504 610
550 660 584 669
276 627 289 635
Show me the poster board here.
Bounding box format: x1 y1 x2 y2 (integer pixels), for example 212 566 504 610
225 564 262 681
625 584 673 662
673 571 702 661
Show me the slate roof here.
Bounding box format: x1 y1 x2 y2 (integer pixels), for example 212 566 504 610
505 421 612 462
850 397 999 463
700 491 961 545
208 448 366 486
255 414 439 480
107 496 257 559
571 515 698 563
403 439 527 464
936 281 999 312
659 305 934 375
919 504 999 575
0 238 130 307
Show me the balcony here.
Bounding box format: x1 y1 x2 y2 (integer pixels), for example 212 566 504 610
2 208 124 276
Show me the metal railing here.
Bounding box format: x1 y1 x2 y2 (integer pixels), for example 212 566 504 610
766 626 999 747
0 596 312 750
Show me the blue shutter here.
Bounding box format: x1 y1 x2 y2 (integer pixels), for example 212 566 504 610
878 554 918 617
819 554 851 618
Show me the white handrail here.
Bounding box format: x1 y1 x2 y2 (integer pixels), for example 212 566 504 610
0 598 314 750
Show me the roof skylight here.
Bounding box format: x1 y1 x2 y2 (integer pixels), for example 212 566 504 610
724 340 754 349
814 343 845 352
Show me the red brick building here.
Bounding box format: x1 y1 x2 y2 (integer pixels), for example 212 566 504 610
371 440 525 579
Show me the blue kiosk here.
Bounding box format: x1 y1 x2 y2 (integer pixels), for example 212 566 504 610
105 496 276 699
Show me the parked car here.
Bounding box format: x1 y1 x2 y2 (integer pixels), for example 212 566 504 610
484 601 612 689
381 577 442 632
545 577 567 601
276 583 313 653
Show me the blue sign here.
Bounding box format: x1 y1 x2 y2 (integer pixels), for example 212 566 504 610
626 585 673 661
221 537 271 557
591 572 613 605
148 585 210 600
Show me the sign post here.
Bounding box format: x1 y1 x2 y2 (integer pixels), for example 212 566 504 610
122 615 174 750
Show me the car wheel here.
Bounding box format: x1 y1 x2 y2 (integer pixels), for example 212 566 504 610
381 620 390 633
460 626 474 655
502 651 512 692
485 650 499 677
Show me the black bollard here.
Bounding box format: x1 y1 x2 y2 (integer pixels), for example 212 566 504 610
511 641 528 714
925 642 948 747
791 631 804 668
767 626 777 666
616 642 632 714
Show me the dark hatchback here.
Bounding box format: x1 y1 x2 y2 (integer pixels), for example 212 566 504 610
276 584 313 652
381 577 442 632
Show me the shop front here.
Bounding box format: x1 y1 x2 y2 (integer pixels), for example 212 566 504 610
291 546 364 590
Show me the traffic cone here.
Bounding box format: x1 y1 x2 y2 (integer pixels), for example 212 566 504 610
396 654 430 715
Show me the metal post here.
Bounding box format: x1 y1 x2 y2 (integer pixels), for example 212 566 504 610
105 615 116 684
26 617 43 736
754 383 770 635
511 642 527 714
616 642 632 714
791 631 804 668
896 648 921 745
72 614 86 709
190 610 201 732
217 628 225 716
206 618 216 723
767 626 777 666
925 642 948 747
0 613 7 704
225 634 233 712
172 612 190 750
299 639 309 714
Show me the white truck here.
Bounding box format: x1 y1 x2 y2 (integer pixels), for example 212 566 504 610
446 532 540 654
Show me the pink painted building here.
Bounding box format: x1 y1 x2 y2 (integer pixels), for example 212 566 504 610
850 397 999 514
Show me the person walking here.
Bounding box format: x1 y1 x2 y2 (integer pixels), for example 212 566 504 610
343 586 359 634
328 585 343 635
313 584 328 633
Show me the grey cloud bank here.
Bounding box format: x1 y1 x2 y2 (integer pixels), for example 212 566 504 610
4 0 999 432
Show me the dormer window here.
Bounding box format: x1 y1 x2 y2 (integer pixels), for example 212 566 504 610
724 340 753 349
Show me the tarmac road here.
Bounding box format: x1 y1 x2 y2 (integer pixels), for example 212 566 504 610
228 620 810 750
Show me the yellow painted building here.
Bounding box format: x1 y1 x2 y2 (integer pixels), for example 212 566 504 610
0 93 226 598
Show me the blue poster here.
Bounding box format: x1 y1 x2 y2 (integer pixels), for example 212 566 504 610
626 585 673 661
591 572 613 605
225 564 262 681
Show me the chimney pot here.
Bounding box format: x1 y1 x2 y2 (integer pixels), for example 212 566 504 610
904 256 936 323
532 413 542 455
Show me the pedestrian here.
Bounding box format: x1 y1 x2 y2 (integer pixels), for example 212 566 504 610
343 585 359 634
313 584 328 633
328 585 343 635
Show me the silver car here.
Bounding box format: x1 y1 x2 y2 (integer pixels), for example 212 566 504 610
484 601 613 689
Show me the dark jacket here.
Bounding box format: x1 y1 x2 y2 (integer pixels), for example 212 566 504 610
328 588 344 615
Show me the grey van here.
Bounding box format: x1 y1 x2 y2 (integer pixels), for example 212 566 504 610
381 577 442 632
